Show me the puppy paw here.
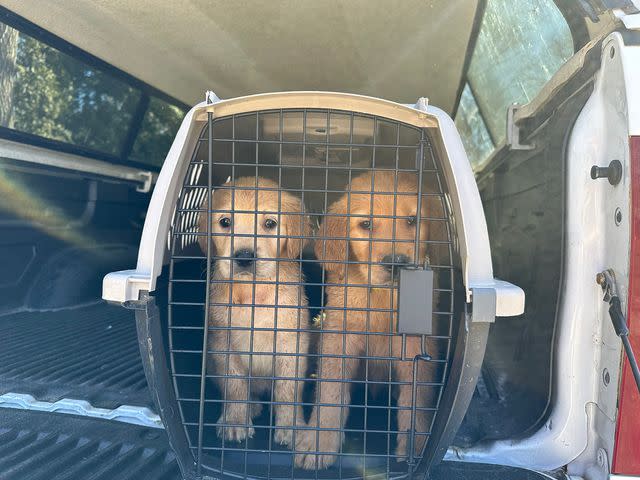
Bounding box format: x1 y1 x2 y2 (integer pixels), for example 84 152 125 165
294 429 343 470
395 432 426 462
274 427 294 447
216 411 254 442
273 408 301 447
395 435 408 462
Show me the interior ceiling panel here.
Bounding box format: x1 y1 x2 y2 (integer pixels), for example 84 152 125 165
2 0 479 112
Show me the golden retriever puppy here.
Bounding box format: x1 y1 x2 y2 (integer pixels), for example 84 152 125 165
198 177 312 448
295 171 442 469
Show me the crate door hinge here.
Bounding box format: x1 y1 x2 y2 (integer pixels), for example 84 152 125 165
470 287 497 323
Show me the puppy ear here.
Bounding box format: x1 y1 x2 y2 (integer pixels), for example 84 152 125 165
314 196 349 274
197 189 214 255
280 192 311 259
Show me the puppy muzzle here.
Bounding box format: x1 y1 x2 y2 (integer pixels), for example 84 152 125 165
233 248 256 273
381 253 411 281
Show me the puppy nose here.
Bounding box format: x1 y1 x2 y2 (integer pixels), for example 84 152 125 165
382 254 410 274
234 249 255 267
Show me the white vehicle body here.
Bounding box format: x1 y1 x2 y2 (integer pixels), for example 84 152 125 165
448 30 640 480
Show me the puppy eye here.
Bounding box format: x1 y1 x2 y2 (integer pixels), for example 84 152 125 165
264 218 278 230
219 217 231 228
407 216 416 226
359 220 372 230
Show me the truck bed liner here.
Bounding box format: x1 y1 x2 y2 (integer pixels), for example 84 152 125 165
0 409 178 480
0 408 559 480
0 305 558 479
0 303 153 410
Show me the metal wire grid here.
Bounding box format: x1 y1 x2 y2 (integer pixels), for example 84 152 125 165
166 109 457 480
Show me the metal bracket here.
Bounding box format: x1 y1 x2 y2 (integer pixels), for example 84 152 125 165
616 9 640 29
596 269 640 393
577 0 639 21
506 104 535 151
136 170 154 193
596 268 619 303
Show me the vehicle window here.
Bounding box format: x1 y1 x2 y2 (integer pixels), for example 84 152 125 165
0 21 140 156
130 97 186 167
455 0 573 167
0 20 187 168
455 84 494 169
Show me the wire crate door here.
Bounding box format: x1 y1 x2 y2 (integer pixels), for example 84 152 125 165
168 108 458 480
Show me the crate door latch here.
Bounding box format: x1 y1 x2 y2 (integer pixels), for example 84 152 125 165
398 267 434 335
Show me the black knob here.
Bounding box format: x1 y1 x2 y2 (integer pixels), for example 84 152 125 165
591 160 622 186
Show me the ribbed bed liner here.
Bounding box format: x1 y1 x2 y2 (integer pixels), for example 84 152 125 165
0 408 558 480
0 304 556 480
0 409 178 480
0 303 153 410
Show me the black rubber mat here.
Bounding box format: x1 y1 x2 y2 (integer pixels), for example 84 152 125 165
0 409 179 480
0 303 153 410
431 462 564 480
0 303 559 480
0 408 559 480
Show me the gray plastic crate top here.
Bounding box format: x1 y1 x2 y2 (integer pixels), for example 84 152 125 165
102 91 524 319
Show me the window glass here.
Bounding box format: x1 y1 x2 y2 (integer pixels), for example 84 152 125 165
456 0 573 163
455 84 494 168
0 22 140 156
130 97 186 167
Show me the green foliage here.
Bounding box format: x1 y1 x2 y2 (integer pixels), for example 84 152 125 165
131 97 185 167
8 30 140 155
12 35 74 143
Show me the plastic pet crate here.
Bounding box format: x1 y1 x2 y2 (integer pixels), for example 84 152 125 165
104 91 524 480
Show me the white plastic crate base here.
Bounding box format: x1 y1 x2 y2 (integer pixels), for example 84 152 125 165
103 91 524 480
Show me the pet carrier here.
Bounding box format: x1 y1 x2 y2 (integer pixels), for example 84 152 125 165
103 91 524 480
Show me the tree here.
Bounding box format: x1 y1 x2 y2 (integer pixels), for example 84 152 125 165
12 34 74 142
0 23 18 128
2 22 183 164
131 97 185 166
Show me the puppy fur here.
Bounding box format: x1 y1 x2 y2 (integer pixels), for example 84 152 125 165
295 171 444 469
198 177 312 448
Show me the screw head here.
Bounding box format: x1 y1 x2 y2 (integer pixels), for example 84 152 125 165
603 368 610 386
615 208 622 226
